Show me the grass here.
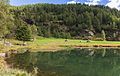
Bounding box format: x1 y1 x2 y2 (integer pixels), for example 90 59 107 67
0 68 31 76
0 57 31 76
0 37 120 52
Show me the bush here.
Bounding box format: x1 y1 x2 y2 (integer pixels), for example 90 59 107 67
15 25 32 41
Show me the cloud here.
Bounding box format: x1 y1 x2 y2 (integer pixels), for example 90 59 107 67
66 0 120 10
106 0 120 10
85 0 101 5
67 0 79 4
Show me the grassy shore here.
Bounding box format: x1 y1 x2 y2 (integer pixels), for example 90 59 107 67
0 57 31 76
0 37 119 52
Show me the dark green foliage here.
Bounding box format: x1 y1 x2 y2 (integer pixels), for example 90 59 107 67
15 25 32 41
10 4 120 40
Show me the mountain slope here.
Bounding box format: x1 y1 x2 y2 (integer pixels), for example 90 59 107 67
12 4 120 40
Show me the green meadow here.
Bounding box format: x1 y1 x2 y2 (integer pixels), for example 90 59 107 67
0 37 119 52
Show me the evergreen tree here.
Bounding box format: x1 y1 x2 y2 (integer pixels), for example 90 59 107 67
15 24 32 41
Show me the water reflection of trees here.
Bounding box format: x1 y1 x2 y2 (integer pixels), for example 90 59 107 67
6 48 120 76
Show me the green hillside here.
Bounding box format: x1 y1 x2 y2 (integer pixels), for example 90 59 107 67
11 4 120 41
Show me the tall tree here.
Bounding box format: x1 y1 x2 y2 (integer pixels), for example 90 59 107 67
15 25 32 42
102 30 106 41
30 24 38 40
0 0 13 43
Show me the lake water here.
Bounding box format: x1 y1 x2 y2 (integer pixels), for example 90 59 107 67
6 48 120 76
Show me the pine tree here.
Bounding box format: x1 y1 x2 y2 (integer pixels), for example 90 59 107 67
15 24 32 41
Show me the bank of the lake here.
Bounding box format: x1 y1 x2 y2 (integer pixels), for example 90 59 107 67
0 57 31 76
0 37 120 52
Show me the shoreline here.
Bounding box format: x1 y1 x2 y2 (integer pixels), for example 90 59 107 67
62 44 120 48
0 38 120 52
27 45 120 52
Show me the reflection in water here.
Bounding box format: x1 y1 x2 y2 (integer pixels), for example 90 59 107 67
6 48 120 76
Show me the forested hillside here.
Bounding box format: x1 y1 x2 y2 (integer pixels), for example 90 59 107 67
0 0 120 41
11 4 120 41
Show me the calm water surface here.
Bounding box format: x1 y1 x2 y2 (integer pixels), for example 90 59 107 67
6 48 120 76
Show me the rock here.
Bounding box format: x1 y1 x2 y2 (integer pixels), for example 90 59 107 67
23 42 27 46
4 42 13 46
0 53 6 57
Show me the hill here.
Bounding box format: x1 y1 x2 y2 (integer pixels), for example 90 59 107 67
11 4 120 40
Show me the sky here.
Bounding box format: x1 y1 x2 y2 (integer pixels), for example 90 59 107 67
10 0 69 6
9 0 111 6
9 0 120 10
10 0 107 6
